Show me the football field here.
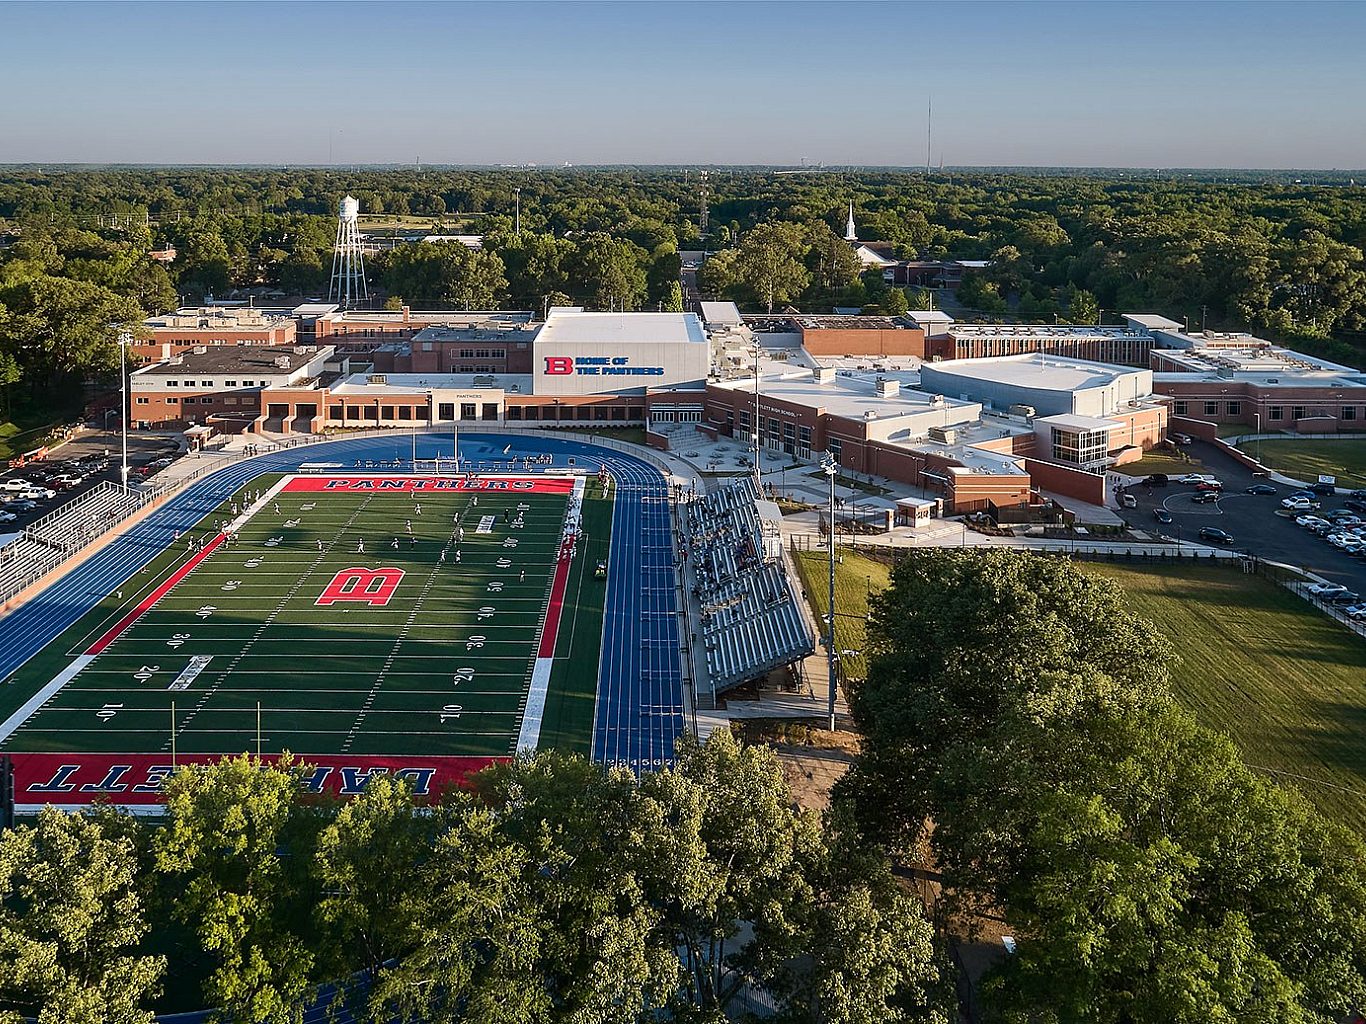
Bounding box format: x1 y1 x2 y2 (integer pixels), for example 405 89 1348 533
0 472 609 800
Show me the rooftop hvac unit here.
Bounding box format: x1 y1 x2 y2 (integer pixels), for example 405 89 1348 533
274 355 292 369
875 377 901 398
1008 403 1036 418
193 345 208 355
367 374 387 385
928 425 958 444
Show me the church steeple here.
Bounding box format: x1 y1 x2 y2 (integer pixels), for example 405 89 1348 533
844 201 857 242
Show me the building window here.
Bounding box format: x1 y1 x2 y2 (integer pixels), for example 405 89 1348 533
828 437 842 459
242 380 255 387
401 406 415 421
1173 401 1187 416
166 397 178 404
484 404 500 421
201 381 212 388
136 397 149 405
1269 407 1283 421
347 406 361 421
225 380 237 387
798 425 812 458
460 349 475 358
461 403 476 421
166 380 178 387
1052 427 1109 467
328 405 343 419
506 406 522 420
1344 407 1357 421
381 407 395 421
1227 401 1241 417
1204 401 1218 416
1292 406 1306 420
202 397 214 404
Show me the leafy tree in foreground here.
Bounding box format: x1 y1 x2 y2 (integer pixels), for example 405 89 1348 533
154 755 321 1024
0 806 164 1024
839 549 1366 1023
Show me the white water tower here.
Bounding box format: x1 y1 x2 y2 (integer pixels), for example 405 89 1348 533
328 195 369 309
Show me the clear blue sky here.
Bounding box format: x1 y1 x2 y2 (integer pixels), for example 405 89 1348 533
3 0 1364 169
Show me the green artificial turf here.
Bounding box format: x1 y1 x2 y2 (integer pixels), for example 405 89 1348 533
1 473 609 760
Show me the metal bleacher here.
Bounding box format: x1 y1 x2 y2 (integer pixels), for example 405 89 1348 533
0 482 147 605
682 479 815 696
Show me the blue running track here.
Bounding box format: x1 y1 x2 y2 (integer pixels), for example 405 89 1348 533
0 432 684 770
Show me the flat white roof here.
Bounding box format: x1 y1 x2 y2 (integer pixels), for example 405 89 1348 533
537 310 707 345
1038 413 1119 432
712 369 977 423
905 309 955 324
1124 313 1184 331
331 372 533 396
700 301 743 326
921 353 1141 393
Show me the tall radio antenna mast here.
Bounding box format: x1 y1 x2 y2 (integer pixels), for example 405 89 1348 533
926 96 933 176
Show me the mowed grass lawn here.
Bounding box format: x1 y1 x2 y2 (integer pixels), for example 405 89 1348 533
1254 438 1366 489
794 547 1366 830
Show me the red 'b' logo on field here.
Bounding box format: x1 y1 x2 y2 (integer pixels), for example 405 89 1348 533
544 356 573 375
316 567 405 607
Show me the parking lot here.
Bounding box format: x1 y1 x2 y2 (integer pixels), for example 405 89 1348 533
0 432 182 534
1115 439 1366 595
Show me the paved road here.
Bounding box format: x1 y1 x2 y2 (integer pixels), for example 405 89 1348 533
1114 439 1366 594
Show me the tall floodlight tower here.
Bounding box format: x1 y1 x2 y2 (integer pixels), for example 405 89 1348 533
329 195 369 309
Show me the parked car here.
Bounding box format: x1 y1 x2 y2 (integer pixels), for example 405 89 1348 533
1144 474 1169 487
49 473 84 488
1198 527 1234 544
1308 582 1347 597
1282 497 1319 511
1175 473 1208 485
1171 434 1195 445
1244 483 1277 495
1120 493 1138 508
0 478 32 492
7 500 36 513
1349 489 1366 500
1153 508 1174 524
1311 481 1338 495
1329 591 1362 605
1296 515 1330 528
0 510 15 523
1196 480 1223 492
18 487 55 500
1343 603 1366 620
1193 491 1220 504
1345 499 1366 514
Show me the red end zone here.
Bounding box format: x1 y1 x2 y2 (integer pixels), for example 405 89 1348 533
10 752 505 808
283 475 576 493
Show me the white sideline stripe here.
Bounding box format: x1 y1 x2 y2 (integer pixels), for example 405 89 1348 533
516 656 555 753
515 476 587 755
228 475 293 532
0 654 96 743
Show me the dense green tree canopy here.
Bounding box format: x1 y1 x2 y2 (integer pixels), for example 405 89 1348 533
839 550 1366 1024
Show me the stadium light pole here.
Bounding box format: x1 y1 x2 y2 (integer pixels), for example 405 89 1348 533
118 330 130 493
753 344 762 495
821 451 838 732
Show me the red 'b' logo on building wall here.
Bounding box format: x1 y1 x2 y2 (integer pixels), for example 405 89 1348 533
316 567 405 607
544 357 573 375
